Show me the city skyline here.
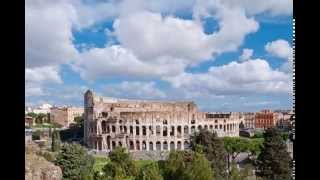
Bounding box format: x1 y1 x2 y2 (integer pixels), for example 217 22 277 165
26 0 293 112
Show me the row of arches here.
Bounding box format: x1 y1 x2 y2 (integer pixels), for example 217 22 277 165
100 122 238 135
101 139 190 151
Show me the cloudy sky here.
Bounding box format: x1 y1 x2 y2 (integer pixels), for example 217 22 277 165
25 0 293 112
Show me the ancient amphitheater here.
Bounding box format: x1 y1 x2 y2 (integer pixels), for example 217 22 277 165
84 90 242 152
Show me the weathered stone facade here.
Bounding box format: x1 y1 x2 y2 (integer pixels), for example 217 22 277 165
50 107 84 127
84 90 240 152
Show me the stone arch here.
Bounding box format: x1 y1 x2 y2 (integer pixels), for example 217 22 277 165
130 126 133 134
142 141 147 150
136 140 140 150
184 126 189 135
191 126 195 133
177 126 182 137
156 141 161 151
204 125 208 130
119 120 122 124
177 141 182 150
136 126 140 136
198 125 202 131
129 141 134 150
209 125 213 131
112 125 116 133
101 121 107 134
142 126 147 136
149 142 154 151
118 141 122 147
112 141 116 149
184 141 189 149
163 126 168 136
124 126 127 133
163 120 168 125
170 141 175 150
163 141 168 150
170 126 175 136
107 136 111 149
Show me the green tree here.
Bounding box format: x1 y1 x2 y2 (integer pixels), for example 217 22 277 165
256 128 292 180
191 129 227 179
74 116 84 127
223 137 249 172
102 147 138 179
137 162 163 180
247 138 263 160
55 143 95 180
35 113 47 124
51 130 61 152
26 112 37 119
32 130 41 140
163 150 214 180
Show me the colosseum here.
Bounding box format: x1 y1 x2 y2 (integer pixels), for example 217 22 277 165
84 90 242 152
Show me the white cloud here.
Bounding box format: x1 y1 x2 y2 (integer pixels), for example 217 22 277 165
25 66 62 84
26 0 78 68
105 81 166 99
73 45 185 81
265 39 292 60
239 48 253 61
164 59 291 95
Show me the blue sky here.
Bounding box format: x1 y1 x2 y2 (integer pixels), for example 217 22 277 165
26 0 293 112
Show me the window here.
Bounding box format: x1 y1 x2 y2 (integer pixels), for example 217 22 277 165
191 120 196 124
156 126 161 136
135 120 139 124
101 112 108 117
130 126 133 134
163 126 168 136
112 126 116 133
163 120 168 125
142 126 146 136
136 126 140 136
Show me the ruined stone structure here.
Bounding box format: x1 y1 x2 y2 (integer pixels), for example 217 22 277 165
84 90 240 152
50 107 84 127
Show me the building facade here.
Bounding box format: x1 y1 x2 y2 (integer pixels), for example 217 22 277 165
276 111 292 130
84 90 241 152
243 112 255 129
50 107 84 127
254 110 278 129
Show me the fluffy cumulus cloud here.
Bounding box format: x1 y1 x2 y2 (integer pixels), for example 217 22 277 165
104 81 166 99
265 39 293 60
72 45 185 81
239 48 253 61
165 59 292 95
25 0 78 68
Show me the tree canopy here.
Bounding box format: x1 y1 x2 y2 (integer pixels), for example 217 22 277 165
190 129 227 180
55 143 95 180
256 128 292 180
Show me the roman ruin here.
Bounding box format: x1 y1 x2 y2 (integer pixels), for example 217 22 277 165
84 90 242 152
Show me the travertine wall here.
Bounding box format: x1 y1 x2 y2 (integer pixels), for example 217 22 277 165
84 90 240 152
50 107 84 127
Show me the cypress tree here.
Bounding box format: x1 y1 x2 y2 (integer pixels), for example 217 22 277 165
256 128 292 180
190 129 228 180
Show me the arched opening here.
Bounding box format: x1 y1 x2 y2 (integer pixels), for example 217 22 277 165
198 125 202 131
107 125 110 133
156 141 161 151
191 119 196 124
98 140 102 150
112 141 116 149
135 120 139 124
204 125 208 130
136 126 140 136
149 126 153 135
130 126 133 134
163 126 168 136
129 141 134 150
163 141 168 150
170 141 175 150
142 141 147 150
120 126 123 133
224 125 226 132
101 121 107 134
170 126 175 136
209 125 213 131
112 126 116 133
177 126 182 137
107 136 111 149
163 120 168 125
191 126 195 133
124 126 127 133
118 141 122 147
136 141 140 150
177 141 182 150
149 142 154 151
184 141 190 150
184 126 189 135
142 126 146 136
